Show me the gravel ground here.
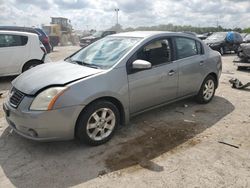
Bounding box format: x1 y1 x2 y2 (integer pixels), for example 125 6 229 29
0 47 249 188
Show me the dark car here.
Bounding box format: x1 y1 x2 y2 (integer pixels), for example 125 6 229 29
234 34 250 70
0 26 51 53
204 31 243 55
80 31 116 47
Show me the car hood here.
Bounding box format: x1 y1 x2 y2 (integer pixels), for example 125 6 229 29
12 61 103 95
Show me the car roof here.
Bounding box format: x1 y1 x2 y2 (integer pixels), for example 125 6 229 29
112 31 196 39
0 30 38 37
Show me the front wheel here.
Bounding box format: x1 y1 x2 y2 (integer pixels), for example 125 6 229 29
76 100 120 146
22 60 42 72
195 75 216 104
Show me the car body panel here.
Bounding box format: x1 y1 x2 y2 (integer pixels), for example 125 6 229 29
12 61 103 95
128 62 178 114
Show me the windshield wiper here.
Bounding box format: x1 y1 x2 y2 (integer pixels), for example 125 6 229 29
70 60 101 69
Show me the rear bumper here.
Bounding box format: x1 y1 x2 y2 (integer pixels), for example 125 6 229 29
3 101 84 141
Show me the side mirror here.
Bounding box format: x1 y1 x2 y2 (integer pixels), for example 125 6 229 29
132 60 152 70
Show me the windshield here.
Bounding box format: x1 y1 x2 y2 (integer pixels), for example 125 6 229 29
244 34 250 41
68 37 142 69
92 31 103 38
207 32 227 40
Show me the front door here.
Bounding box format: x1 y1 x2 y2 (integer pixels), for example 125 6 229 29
127 38 178 114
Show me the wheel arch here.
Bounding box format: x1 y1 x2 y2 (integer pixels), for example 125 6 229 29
22 59 44 72
74 96 126 137
207 72 218 88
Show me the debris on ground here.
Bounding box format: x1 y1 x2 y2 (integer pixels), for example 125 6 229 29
218 141 239 149
184 104 188 108
0 92 3 98
229 78 250 89
98 170 107 177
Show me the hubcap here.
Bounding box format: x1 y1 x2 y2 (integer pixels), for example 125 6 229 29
203 79 215 100
86 108 116 141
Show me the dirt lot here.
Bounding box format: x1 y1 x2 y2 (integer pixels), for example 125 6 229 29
0 46 250 188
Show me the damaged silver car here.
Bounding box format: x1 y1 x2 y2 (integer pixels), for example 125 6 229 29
3 31 222 145
234 34 250 70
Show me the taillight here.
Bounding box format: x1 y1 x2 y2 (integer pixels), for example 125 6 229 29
43 37 49 44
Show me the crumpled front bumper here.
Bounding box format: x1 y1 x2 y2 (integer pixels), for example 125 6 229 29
3 99 84 142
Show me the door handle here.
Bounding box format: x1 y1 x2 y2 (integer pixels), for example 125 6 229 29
168 70 175 76
199 61 205 65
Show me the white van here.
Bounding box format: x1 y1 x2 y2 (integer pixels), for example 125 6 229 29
0 30 50 77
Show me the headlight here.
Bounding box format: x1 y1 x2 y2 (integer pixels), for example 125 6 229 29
30 87 68 111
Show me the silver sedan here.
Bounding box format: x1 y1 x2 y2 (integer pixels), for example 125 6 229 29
3 31 222 145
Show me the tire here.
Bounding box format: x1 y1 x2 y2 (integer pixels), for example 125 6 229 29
237 66 246 71
195 75 216 104
22 60 42 72
76 100 120 146
219 47 224 55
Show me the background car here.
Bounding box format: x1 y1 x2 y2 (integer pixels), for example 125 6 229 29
80 30 116 47
234 34 250 70
3 31 222 145
204 31 243 55
0 26 52 53
0 30 50 77
243 34 250 43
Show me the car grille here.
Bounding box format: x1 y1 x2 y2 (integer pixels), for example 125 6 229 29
9 88 25 108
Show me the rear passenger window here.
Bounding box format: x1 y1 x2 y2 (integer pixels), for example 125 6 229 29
175 37 198 59
196 41 204 55
0 34 28 47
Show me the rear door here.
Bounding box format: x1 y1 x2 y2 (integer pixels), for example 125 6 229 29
0 34 28 76
174 37 206 97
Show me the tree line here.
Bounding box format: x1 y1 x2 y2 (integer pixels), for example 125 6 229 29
111 23 250 34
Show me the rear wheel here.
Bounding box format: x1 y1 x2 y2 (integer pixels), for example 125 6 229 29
195 75 216 104
76 100 120 146
237 66 246 71
22 60 42 72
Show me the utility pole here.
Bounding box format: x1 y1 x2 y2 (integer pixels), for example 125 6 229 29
114 8 120 25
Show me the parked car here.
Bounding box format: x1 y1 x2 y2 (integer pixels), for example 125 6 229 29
80 30 116 47
0 30 50 77
204 31 243 55
197 32 213 40
0 26 52 53
243 34 250 43
240 33 248 39
3 31 222 145
234 34 250 70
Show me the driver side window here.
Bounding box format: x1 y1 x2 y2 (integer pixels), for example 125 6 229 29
136 39 172 67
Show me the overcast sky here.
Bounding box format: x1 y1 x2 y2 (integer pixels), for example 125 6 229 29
0 0 249 30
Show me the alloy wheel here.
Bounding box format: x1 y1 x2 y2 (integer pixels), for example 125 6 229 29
86 108 116 141
203 79 215 101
